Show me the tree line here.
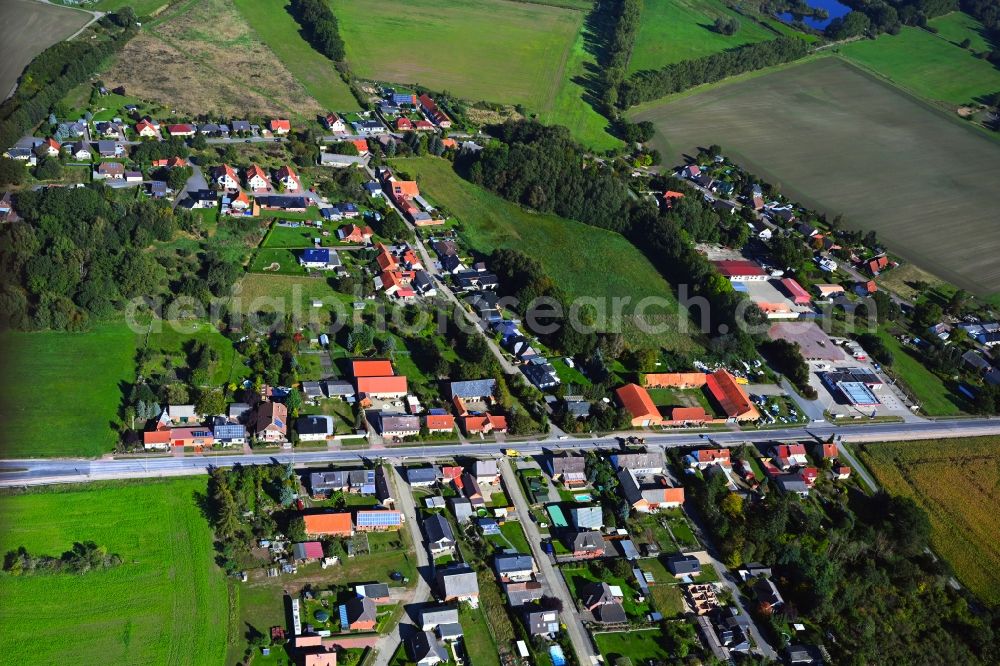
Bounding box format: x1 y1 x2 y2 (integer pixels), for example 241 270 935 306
599 0 644 112
827 0 957 39
617 36 811 108
688 454 999 664
289 0 346 62
3 541 122 575
0 9 137 151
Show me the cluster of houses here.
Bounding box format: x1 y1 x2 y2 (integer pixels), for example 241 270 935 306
615 369 759 429
378 167 443 226
755 442 851 497
372 242 436 300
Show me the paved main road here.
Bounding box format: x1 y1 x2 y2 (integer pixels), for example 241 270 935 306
2 418 999 487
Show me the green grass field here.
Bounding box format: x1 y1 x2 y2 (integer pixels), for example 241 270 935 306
0 322 136 458
838 22 1000 105
232 0 359 111
0 479 229 664
144 319 251 386
629 0 778 73
874 328 964 416
929 11 994 52
858 437 1000 605
392 157 699 351
536 21 622 151
337 0 583 111
632 56 1000 296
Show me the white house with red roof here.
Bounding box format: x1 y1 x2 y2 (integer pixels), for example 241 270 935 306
773 443 808 470
135 119 159 138
269 119 291 135
214 164 240 190
276 165 300 191
167 123 196 137
245 164 269 191
36 138 61 157
691 448 731 469
323 113 346 133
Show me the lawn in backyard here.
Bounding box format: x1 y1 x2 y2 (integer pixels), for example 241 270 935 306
392 157 699 352
0 321 135 457
249 248 308 275
143 318 250 386
0 479 229 664
631 56 1000 296
562 562 649 618
459 604 501 666
629 0 779 73
594 628 672 663
498 520 532 554
337 0 583 112
857 436 1000 605
232 0 359 111
838 20 1000 105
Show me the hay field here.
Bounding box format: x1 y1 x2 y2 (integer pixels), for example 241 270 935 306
106 0 323 117
858 437 1000 605
336 0 584 112
0 479 230 663
632 57 1000 296
0 0 92 99
629 0 778 73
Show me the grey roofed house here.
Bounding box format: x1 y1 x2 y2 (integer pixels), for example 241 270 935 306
437 565 479 600
580 582 618 610
571 531 604 555
785 644 820 664
506 581 544 607
296 415 332 437
231 119 252 132
549 452 586 480
323 379 356 398
420 605 459 630
413 271 435 294
97 139 122 156
436 622 463 641
356 582 390 599
449 497 474 523
618 539 640 560
474 459 498 480
440 254 464 274
228 402 251 421
423 513 455 551
666 553 701 576
449 378 496 400
745 562 772 578
521 359 560 390
494 553 534 578
962 349 993 373
617 468 644 507
375 466 394 507
311 471 348 495
302 381 324 400
378 413 420 435
754 577 784 608
343 596 377 626
611 451 664 474
592 601 627 624
570 505 603 531
149 181 168 198
525 610 560 636
426 496 446 509
776 474 810 497
408 630 448 666
565 399 591 419
407 466 442 486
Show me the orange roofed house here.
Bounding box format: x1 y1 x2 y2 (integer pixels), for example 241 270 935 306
352 359 395 377
705 370 759 422
304 512 353 537
357 375 408 399
425 414 455 433
269 119 291 134
615 383 662 427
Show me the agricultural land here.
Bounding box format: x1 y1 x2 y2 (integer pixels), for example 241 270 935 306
0 322 136 458
628 0 780 73
631 56 1000 296
0 478 229 664
393 156 699 352
838 17 1000 105
0 0 93 100
104 0 327 118
336 0 583 114
857 436 1000 605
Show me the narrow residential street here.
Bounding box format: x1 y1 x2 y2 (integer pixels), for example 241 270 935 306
364 163 519 376
369 464 431 666
499 457 599 665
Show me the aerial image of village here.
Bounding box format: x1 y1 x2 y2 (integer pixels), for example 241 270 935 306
0 0 999 664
